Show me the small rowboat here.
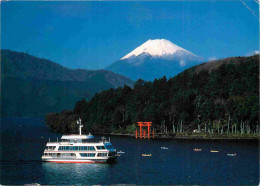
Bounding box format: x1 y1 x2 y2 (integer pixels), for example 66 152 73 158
227 153 236 156
142 154 152 157
161 147 168 150
193 148 202 151
117 151 125 154
211 150 219 153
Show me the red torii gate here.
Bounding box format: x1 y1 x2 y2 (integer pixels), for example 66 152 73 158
136 122 154 139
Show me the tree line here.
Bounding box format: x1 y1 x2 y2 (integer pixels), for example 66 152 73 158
46 55 259 136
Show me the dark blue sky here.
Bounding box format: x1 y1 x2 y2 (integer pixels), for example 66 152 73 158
1 1 259 69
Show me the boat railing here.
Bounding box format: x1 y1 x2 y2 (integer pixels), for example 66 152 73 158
44 148 61 151
62 133 93 137
42 155 78 159
47 141 103 145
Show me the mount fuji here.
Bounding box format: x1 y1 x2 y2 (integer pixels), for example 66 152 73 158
106 39 203 81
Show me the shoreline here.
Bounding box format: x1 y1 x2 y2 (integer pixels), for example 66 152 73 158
95 132 259 141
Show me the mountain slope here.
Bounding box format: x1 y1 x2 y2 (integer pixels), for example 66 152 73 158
46 55 259 134
2 49 133 87
1 49 134 116
106 39 203 81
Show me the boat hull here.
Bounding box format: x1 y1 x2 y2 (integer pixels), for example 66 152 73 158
41 157 117 164
42 159 105 163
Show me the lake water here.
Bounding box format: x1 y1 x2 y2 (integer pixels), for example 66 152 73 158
1 117 259 185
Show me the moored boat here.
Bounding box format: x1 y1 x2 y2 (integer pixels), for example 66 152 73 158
227 153 236 156
142 154 152 157
161 147 168 150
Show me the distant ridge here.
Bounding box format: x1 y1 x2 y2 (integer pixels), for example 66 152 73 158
195 55 259 73
2 49 133 87
1 49 134 116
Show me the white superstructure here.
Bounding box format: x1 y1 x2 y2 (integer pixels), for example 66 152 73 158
41 118 117 163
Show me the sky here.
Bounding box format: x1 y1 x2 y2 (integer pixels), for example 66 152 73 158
1 1 259 70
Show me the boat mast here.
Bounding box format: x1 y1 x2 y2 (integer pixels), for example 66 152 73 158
77 118 83 135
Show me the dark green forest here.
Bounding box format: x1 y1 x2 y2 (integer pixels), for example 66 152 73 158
46 55 259 137
1 50 133 116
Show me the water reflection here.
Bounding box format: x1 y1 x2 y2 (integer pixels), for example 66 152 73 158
41 163 110 185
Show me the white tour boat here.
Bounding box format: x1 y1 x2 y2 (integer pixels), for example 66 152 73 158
42 118 117 163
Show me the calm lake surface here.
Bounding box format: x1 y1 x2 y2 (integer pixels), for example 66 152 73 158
1 117 259 185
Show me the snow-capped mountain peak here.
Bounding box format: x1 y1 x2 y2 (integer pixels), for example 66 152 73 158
121 39 196 60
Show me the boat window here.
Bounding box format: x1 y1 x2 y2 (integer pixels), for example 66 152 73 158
48 153 57 157
97 153 108 157
78 146 95 151
80 153 96 157
96 146 106 150
58 146 96 151
48 146 56 150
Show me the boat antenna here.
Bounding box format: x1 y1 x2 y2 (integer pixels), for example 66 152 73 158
77 118 83 135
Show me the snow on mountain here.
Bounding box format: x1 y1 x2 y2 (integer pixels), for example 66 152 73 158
106 39 203 81
121 39 197 60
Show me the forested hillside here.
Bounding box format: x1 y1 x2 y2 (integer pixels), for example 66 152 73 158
46 55 259 136
1 50 133 116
